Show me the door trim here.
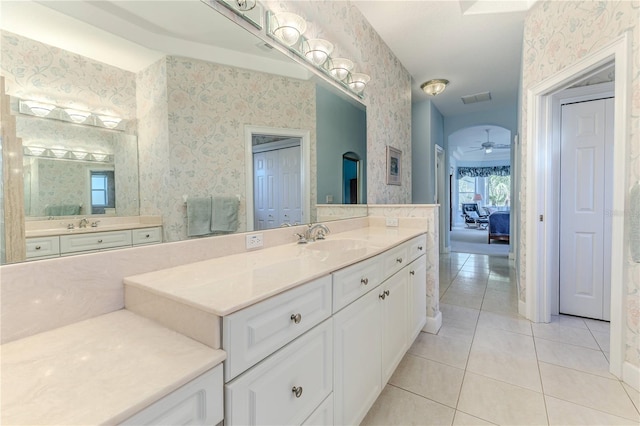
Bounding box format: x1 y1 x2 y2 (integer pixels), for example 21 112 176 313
434 145 446 252
245 126 311 231
525 32 630 379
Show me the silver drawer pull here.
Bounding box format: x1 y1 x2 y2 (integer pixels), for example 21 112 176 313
418 246 424 251
396 257 403 264
361 278 369 285
97 239 103 243
292 386 303 398
145 234 150 238
35 245 41 250
409 270 415 276
290 313 302 324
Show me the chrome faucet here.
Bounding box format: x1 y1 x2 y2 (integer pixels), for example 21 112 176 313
307 223 330 241
78 217 89 228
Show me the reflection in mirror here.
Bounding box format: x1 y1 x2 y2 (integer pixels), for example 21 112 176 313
0 0 367 264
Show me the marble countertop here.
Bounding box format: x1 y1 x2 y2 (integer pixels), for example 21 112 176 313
124 226 425 316
25 216 162 238
1 309 226 425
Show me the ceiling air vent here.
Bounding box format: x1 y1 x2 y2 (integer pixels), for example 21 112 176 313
461 91 492 105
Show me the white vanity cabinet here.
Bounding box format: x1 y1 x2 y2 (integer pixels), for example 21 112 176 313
121 365 223 426
25 236 60 260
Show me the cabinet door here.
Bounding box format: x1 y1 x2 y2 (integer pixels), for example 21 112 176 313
408 255 427 345
381 270 408 384
333 289 381 426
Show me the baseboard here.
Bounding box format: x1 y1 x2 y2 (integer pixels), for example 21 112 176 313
623 361 640 392
422 310 442 334
518 299 527 318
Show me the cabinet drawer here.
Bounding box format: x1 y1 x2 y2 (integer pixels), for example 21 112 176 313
26 236 60 259
121 365 223 425
225 319 333 426
383 243 409 278
60 230 132 254
332 255 383 313
223 276 332 382
132 227 162 245
407 234 427 263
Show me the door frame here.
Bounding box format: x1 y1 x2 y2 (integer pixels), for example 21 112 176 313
244 125 311 231
525 32 630 379
550 83 614 318
434 144 446 252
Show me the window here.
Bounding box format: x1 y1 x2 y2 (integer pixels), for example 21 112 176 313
90 170 115 214
458 177 476 204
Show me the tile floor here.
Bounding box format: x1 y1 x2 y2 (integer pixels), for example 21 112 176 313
362 252 640 425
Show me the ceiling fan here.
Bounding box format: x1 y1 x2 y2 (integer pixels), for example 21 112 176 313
467 129 510 154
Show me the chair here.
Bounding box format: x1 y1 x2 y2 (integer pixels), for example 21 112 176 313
461 203 489 229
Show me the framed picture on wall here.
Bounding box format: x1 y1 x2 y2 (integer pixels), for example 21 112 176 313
386 146 402 185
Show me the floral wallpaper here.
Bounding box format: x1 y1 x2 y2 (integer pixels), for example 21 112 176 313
263 0 413 204
521 1 640 367
137 55 317 242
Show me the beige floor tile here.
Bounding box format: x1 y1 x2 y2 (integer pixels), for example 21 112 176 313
437 323 475 343
452 411 495 425
408 331 472 369
441 290 483 310
532 322 599 349
591 329 610 352
389 353 465 408
583 318 610 333
534 337 613 378
467 327 541 392
622 382 640 413
545 395 638 425
550 314 588 329
477 310 532 336
458 372 547 425
440 303 480 331
361 385 455 426
539 362 639 421
446 284 486 298
480 295 519 315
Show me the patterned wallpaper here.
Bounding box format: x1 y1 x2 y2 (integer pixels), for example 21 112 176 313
263 0 413 204
0 30 136 118
137 56 317 242
521 1 640 367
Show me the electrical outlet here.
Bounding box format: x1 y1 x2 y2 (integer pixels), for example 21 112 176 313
245 233 263 249
386 217 399 227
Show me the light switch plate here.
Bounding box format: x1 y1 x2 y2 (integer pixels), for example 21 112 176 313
386 217 399 227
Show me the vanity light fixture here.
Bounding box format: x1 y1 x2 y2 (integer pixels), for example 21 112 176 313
50 147 68 159
64 109 91 123
22 100 55 117
347 73 371 94
92 152 108 162
420 79 449 96
25 146 47 156
233 0 255 11
272 12 307 46
98 115 122 129
72 150 88 160
328 58 354 81
303 39 334 66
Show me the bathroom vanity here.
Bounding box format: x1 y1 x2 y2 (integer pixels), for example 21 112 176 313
124 226 429 425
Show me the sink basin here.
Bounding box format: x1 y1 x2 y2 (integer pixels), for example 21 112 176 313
303 238 371 252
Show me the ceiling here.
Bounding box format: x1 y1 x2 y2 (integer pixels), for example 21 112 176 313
1 0 533 163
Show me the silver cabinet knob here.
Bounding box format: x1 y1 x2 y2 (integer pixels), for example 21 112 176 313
409 270 415 276
396 257 403 264
418 246 424 251
379 292 386 300
145 234 150 238
292 386 303 398
290 313 302 324
35 245 41 250
385 290 390 296
361 278 369 285
97 239 103 243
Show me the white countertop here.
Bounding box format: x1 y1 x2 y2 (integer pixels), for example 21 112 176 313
1 309 226 425
124 226 425 316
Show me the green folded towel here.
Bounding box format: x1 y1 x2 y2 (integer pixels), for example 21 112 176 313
211 196 239 233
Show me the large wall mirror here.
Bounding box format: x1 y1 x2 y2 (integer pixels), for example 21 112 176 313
0 0 367 264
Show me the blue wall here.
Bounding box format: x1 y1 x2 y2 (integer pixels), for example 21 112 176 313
412 99 444 203
316 85 367 204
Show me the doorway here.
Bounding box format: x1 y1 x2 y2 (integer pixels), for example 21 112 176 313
435 145 446 252
342 152 360 204
558 96 614 321
244 126 311 232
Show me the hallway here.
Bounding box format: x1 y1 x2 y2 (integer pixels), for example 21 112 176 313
362 252 640 425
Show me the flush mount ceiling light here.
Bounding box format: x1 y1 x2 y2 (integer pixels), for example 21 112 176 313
64 109 91 123
328 58 354 81
22 100 55 117
420 79 449 96
303 39 334 66
347 73 371 94
98 115 122 129
272 12 307 46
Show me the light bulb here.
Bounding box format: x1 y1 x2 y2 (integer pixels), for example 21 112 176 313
99 116 122 129
303 39 334 66
65 109 91 123
348 73 371 94
329 58 354 81
272 12 306 47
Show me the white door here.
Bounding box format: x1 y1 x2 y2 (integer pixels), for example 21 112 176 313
559 98 613 320
253 150 278 230
279 145 302 226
